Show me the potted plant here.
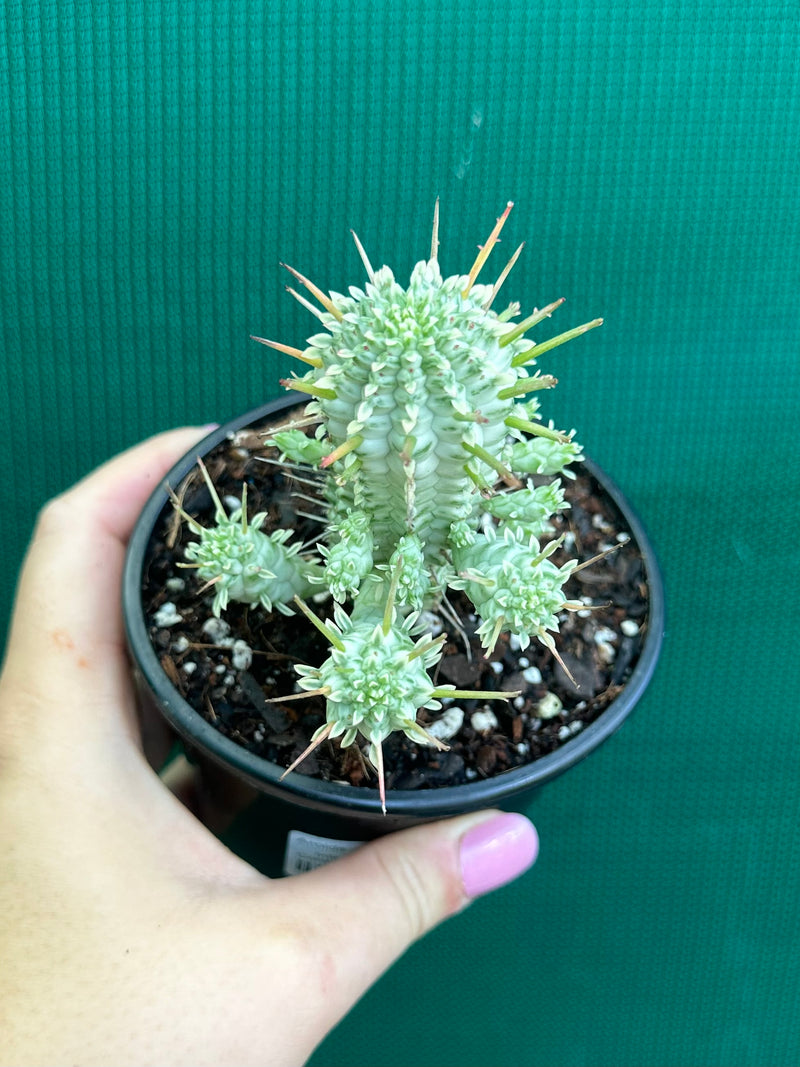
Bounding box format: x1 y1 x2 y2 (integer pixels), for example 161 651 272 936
123 202 664 876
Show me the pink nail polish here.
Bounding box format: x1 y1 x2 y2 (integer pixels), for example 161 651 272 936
459 813 539 898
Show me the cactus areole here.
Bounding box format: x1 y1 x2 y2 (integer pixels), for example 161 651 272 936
126 204 663 818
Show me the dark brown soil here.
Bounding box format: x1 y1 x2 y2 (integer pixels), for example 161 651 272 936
141 411 650 793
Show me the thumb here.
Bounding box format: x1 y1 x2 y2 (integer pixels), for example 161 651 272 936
282 809 538 1013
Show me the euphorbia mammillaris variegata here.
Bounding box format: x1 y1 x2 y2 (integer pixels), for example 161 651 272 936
177 203 603 809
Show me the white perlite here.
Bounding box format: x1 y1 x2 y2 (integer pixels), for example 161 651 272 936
153 602 183 627
536 691 563 719
427 706 465 742
621 619 640 637
470 709 499 733
202 617 232 644
231 639 253 670
594 626 617 664
592 512 614 533
522 665 542 684
559 720 584 741
577 595 595 619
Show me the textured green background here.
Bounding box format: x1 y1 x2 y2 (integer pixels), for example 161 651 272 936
1 2 798 1065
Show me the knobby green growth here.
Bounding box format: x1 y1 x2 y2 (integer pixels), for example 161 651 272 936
179 202 603 809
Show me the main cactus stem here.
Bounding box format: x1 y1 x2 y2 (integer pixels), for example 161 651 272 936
183 202 603 810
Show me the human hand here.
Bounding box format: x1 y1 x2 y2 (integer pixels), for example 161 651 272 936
0 428 539 1067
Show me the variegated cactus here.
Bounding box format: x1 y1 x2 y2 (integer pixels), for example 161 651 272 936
179 203 603 809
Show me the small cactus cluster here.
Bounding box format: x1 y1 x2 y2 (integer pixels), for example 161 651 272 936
177 202 603 809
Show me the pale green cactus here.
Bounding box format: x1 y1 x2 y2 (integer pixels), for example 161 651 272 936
481 482 568 539
450 528 583 654
179 203 604 808
173 460 322 615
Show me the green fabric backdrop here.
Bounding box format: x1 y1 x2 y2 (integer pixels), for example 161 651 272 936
2 2 798 1064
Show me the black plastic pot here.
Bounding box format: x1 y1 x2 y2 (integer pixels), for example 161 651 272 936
123 396 665 876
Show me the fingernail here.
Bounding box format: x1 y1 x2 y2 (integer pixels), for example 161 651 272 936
459 813 539 898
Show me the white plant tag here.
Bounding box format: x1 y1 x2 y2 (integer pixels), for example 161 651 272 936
282 829 363 876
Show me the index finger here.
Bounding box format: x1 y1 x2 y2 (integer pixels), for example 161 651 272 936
0 426 214 702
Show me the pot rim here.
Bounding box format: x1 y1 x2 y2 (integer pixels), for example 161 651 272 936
123 395 665 819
